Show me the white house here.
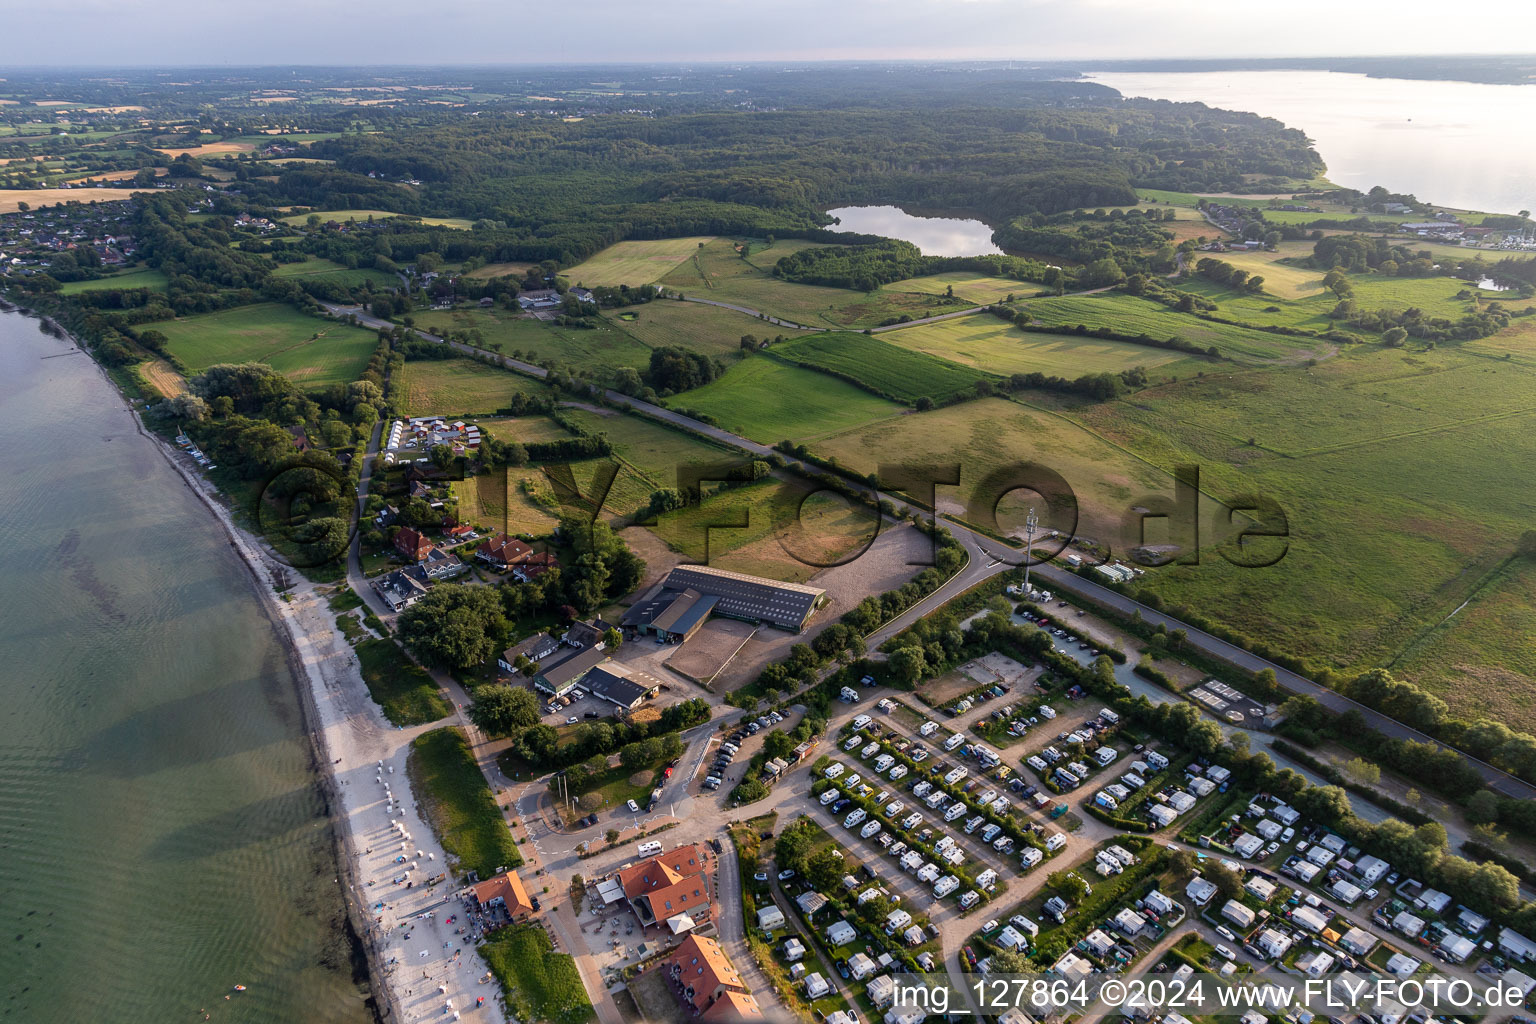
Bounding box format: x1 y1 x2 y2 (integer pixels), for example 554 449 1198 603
757 905 785 930
1222 900 1257 929
1393 911 1426 939
827 920 857 946
1245 876 1277 902
1186 877 1218 906
1292 905 1328 933
1257 928 1292 959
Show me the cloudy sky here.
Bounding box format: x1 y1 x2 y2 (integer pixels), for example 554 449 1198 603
3 0 1535 65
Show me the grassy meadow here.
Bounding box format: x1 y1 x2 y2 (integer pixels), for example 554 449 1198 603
1015 292 1321 363
59 267 168 294
771 331 990 404
407 727 523 880
891 271 1040 304
395 357 549 415
672 356 904 443
355 638 453 726
561 236 715 287
277 209 474 229
610 298 812 362
153 302 378 387
407 307 654 371
270 256 398 289
882 314 1187 377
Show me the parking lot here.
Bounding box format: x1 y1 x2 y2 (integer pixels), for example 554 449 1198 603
698 708 795 792
1188 679 1267 726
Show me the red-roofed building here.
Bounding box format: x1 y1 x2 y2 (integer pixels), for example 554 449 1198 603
394 526 435 562
664 934 761 1019
470 869 535 921
478 533 533 571
619 845 712 929
514 551 560 582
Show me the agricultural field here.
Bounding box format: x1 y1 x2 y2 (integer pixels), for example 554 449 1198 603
810 395 1202 548
406 307 653 371
1062 347 1536 710
463 261 536 281
0 187 151 213
276 209 474 229
671 356 904 443
559 406 733 483
881 314 1187 377
152 302 379 387
478 414 577 446
153 141 257 157
1207 249 1327 300
135 359 187 399
395 357 550 415
889 271 1040 304
659 237 971 329
58 267 168 294
609 298 811 363
771 331 989 404
1015 292 1325 363
560 236 715 287
270 257 398 289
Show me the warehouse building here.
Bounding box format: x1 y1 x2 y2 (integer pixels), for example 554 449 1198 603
623 565 827 640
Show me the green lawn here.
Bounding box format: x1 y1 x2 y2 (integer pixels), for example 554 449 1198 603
660 237 971 329
153 302 379 388
270 257 398 289
609 298 811 362
354 638 452 726
561 236 716 287
396 357 550 415
882 314 1187 376
406 307 654 371
481 925 594 1024
890 271 1040 304
671 355 904 443
771 331 989 404
1015 292 1321 363
407 727 523 880
58 267 168 294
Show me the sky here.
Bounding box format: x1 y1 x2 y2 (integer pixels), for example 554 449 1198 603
2 0 1535 66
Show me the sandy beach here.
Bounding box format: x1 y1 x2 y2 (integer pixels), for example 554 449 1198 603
118 380 507 1024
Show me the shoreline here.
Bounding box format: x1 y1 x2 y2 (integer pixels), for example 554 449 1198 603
49 315 507 1024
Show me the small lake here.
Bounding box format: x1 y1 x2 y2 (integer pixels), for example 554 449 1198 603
825 205 1003 256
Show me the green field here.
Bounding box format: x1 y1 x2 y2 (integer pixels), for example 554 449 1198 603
58 267 168 294
1206 250 1327 300
407 727 523 880
891 271 1042 304
609 298 812 362
270 257 398 288
672 356 904 443
481 926 594 1024
561 236 716 287
772 331 989 404
1016 292 1324 363
278 209 473 229
660 237 972 329
355 638 452 726
153 302 379 387
407 307 654 371
882 314 1186 376
396 357 549 415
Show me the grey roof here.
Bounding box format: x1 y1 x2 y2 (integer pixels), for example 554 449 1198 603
536 646 608 689
655 565 826 631
584 665 655 708
504 633 561 663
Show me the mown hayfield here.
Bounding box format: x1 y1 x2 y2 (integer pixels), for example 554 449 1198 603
1017 292 1317 362
463 261 536 281
772 331 988 404
396 357 549 415
153 141 257 158
882 315 1184 376
672 356 904 443
559 406 731 481
0 187 151 213
59 267 168 294
153 302 378 387
407 307 653 370
660 237 970 329
478 414 577 446
277 209 473 229
610 298 811 361
812 395 1192 545
1209 251 1327 300
271 257 397 288
890 271 1038 304
561 237 716 288
135 359 187 399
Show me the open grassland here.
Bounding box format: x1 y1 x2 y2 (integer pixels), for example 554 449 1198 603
407 727 523 880
672 356 904 443
478 413 577 446
58 267 168 294
134 359 187 399
453 466 562 537
772 331 988 404
661 237 971 329
561 236 715 287
270 257 397 288
481 926 594 1024
277 209 473 229
463 261 536 280
1464 314 1536 368
647 478 880 582
811 396 1201 547
1388 560 1536 732
153 141 257 157
0 187 151 213
355 638 452 726
1207 250 1327 300
154 302 378 387
1015 292 1323 362
1062 347 1536 711
559 406 732 482
883 315 1185 376
407 306 653 370
610 298 812 362
890 271 1041 304
396 357 549 415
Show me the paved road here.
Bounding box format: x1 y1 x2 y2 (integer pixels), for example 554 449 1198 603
869 305 987 333
676 294 829 332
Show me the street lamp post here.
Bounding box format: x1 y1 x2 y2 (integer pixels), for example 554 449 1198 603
1022 507 1039 596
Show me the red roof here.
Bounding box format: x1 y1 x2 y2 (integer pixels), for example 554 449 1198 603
394 527 434 561
484 534 532 566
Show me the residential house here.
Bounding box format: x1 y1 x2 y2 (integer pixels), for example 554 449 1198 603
564 618 617 650
478 534 533 571
469 869 534 921
620 844 711 931
514 551 560 582
393 526 435 562
419 546 467 581
497 633 562 673
374 568 429 611
664 934 761 1020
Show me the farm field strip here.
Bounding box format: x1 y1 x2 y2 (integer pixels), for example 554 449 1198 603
152 302 379 387
882 314 1184 376
561 236 716 287
770 331 989 403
